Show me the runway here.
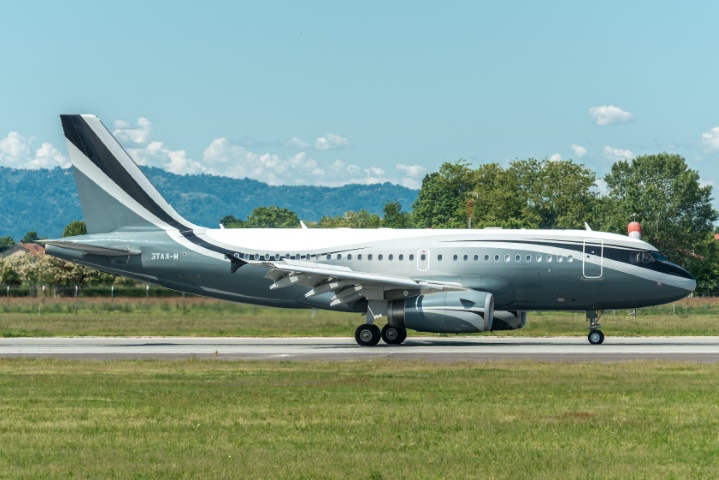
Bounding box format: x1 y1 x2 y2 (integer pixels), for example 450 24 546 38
2 336 719 362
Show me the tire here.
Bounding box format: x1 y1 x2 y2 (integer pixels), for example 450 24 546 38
381 325 403 345
588 330 605 345
355 324 381 346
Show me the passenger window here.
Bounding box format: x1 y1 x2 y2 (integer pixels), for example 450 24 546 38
504 254 510 262
474 255 479 261
368 254 373 261
547 255 553 262
438 254 443 261
485 255 490 261
536 254 542 262
464 255 468 261
494 255 500 262
420 254 425 261
347 254 352 260
453 255 458 261
526 255 531 262
515 254 521 262
568 255 573 262
410 254 415 261
557 256 563 262
326 254 331 260
337 254 342 260
358 254 362 260
389 254 393 261
399 254 403 261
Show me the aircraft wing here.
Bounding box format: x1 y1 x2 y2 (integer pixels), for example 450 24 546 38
246 258 466 306
43 240 141 257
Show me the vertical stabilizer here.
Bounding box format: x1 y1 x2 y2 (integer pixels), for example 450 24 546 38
60 114 197 234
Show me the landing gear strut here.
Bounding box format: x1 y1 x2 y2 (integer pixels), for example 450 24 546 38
586 310 604 345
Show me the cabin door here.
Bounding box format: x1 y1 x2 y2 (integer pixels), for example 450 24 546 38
582 240 604 279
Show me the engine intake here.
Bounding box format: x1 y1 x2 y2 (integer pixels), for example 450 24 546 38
388 291 494 334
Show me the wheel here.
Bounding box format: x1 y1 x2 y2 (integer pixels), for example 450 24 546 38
397 327 407 344
588 330 604 345
355 324 381 346
381 325 405 345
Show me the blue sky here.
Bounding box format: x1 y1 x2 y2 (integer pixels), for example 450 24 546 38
1 1 719 201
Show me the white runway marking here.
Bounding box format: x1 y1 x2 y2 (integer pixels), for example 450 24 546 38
2 336 719 362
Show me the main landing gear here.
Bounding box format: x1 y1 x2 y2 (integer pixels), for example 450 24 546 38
586 309 604 345
354 324 407 346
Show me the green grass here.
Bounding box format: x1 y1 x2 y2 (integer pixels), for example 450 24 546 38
1 296 718 337
0 359 718 479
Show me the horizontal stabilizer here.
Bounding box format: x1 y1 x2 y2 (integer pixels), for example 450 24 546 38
43 240 141 257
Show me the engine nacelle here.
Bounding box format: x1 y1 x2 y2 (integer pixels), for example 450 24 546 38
491 310 527 330
387 291 494 334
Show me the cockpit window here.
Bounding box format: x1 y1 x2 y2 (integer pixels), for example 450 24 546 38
630 251 665 264
651 252 668 262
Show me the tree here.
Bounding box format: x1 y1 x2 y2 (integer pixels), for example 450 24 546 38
22 231 40 244
599 153 718 279
244 206 300 228
62 220 87 238
317 209 381 228
0 236 15 253
220 215 244 228
412 161 474 228
464 159 597 229
0 259 21 286
381 200 411 228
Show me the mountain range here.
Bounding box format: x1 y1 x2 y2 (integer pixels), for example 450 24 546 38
0 166 418 241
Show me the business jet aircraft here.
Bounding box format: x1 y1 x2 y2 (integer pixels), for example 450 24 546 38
45 114 696 346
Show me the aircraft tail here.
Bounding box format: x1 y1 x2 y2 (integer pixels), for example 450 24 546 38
60 114 197 234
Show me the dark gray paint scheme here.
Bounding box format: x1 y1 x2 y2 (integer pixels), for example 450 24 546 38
45 114 696 341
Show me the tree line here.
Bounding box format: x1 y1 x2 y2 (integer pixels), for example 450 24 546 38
2 152 717 289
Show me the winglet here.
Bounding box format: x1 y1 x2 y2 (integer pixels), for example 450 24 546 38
584 222 592 231
300 220 308 230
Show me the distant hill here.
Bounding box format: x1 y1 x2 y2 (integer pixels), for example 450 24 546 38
0 166 418 241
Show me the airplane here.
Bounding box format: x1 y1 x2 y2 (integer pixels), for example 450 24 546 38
45 114 697 346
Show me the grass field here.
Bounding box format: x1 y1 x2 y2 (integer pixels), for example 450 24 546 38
1 296 718 338
0 359 717 479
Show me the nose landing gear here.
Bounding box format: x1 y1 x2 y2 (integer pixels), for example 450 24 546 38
586 309 604 345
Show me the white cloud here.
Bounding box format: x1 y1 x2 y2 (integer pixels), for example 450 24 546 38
127 141 205 175
315 133 350 150
570 144 587 157
113 117 152 144
113 118 204 175
396 163 426 178
549 153 562 162
701 127 719 152
288 136 310 149
0 131 69 169
603 146 634 162
588 105 634 126
200 139 402 186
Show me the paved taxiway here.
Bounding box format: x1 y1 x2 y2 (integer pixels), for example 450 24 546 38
2 336 719 362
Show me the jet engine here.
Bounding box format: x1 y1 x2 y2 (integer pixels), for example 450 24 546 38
491 310 527 330
387 291 494 334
